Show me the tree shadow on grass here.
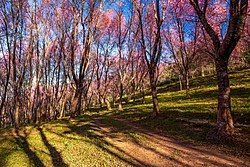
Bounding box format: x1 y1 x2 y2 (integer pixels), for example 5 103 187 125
122 86 250 126
158 86 250 104
132 85 249 108
65 121 150 166
113 117 249 167
14 129 45 167
59 117 189 166
61 114 249 167
0 138 17 166
37 126 68 167
106 106 250 157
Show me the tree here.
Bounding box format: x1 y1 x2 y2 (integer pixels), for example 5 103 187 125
113 9 130 111
136 0 162 116
69 0 102 117
189 0 248 138
163 1 200 96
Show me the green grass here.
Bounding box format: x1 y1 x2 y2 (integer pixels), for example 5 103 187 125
0 119 134 166
0 114 148 167
0 69 249 166
108 69 250 149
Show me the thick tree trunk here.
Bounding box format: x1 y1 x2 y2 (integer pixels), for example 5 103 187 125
149 71 160 116
215 59 234 135
71 88 82 117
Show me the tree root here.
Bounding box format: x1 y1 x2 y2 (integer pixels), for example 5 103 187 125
206 123 234 144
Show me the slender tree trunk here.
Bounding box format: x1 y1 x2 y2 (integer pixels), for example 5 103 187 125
214 58 234 135
141 83 146 104
105 98 112 111
118 82 123 111
179 75 183 91
13 83 19 127
126 94 131 103
0 111 2 128
201 64 205 77
111 90 115 107
60 98 67 119
149 71 160 116
133 90 136 103
0 73 9 120
184 71 190 97
132 78 136 103
77 92 83 116
98 95 102 108
14 103 20 128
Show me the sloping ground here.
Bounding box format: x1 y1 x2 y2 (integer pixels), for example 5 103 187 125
0 69 249 166
0 113 249 167
114 69 250 148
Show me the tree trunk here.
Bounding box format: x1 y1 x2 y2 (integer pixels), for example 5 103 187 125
140 83 146 104
14 104 20 128
60 98 67 119
126 94 131 103
179 75 183 91
71 88 82 117
184 72 190 97
149 71 160 116
212 58 234 138
118 83 123 111
105 98 112 111
14 86 20 127
0 111 2 127
98 95 102 108
201 64 205 77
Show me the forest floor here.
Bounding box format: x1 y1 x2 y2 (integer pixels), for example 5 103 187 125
0 69 249 166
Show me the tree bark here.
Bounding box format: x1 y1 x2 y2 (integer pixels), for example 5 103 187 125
149 71 160 116
14 103 20 128
105 98 112 111
71 87 83 117
98 95 102 108
215 58 234 135
201 63 205 77
179 75 183 91
184 71 190 97
118 82 123 111
140 83 146 104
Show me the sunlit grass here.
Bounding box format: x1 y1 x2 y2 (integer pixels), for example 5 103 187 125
111 69 250 144
0 119 131 167
0 69 249 166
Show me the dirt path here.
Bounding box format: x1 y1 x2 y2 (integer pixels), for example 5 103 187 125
92 116 249 167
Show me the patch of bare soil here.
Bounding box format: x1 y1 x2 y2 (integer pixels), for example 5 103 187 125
93 117 249 167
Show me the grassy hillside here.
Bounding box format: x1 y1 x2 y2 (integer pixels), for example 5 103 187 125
0 69 249 166
112 69 250 142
